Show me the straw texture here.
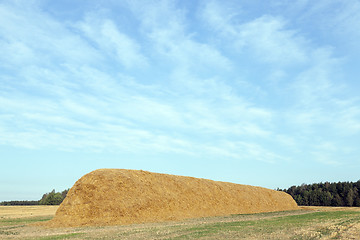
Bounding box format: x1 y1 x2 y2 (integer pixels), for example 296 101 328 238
44 169 298 227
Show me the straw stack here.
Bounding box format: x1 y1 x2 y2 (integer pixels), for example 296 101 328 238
44 169 298 227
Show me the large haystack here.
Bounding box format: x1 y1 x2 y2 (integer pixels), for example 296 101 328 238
45 169 298 227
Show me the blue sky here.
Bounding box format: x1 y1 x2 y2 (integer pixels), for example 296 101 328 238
1 0 360 201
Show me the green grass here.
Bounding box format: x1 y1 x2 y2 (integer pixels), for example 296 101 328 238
0 216 52 225
163 211 360 239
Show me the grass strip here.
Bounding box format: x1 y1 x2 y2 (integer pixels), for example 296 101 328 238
0 216 52 226
165 211 360 239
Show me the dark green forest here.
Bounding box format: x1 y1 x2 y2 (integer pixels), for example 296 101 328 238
279 180 360 207
0 189 69 206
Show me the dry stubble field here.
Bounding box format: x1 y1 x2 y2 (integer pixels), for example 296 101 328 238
1 205 360 239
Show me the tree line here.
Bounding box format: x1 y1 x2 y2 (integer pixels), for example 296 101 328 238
279 180 360 207
0 189 69 206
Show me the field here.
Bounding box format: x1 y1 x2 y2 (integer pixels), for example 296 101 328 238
1 206 360 239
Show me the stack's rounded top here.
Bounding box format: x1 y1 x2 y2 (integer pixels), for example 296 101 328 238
44 168 298 227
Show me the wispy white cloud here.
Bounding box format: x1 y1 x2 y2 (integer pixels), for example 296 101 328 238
0 1 101 71
208 140 290 164
300 0 360 38
128 0 232 76
76 13 147 68
0 0 359 170
334 102 360 135
201 1 308 66
309 140 352 166
271 0 360 55
286 46 360 136
236 15 308 65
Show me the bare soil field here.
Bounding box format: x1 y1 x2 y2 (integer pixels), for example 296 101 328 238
1 205 360 239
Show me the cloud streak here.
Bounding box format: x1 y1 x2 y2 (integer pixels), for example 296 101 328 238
0 0 359 171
